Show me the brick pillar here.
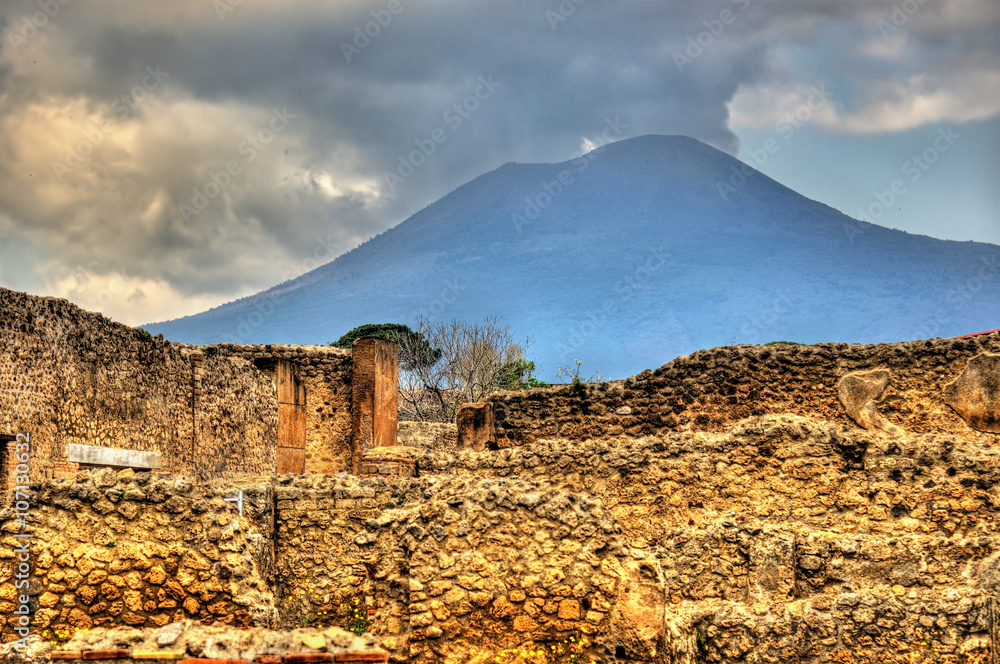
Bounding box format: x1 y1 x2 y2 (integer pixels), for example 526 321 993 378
276 360 307 474
351 338 399 474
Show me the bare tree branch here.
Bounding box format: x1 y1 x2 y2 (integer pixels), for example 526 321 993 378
394 316 530 422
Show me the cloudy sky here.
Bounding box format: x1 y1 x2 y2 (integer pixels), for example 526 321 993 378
1 0 997 325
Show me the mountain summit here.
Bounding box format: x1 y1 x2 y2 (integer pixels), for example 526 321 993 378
146 135 999 380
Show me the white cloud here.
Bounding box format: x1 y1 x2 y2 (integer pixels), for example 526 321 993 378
728 83 838 130
44 267 231 326
729 69 1000 134
856 35 908 61
827 70 1000 133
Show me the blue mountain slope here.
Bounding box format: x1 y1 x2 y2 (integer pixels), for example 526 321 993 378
146 135 999 380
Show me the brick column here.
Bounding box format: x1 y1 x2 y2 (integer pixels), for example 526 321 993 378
351 338 399 474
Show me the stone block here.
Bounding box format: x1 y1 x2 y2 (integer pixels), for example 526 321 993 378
836 369 902 434
456 402 495 452
943 352 1000 433
67 444 162 470
748 527 795 603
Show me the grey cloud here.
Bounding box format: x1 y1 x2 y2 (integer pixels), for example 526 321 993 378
0 0 996 313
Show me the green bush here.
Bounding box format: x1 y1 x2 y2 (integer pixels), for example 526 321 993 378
499 359 550 390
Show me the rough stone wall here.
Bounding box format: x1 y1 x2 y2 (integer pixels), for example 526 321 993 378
396 422 457 453
0 288 276 480
4 300 997 663
4 470 658 661
3 412 997 661
273 475 662 663
26 620 388 664
185 350 278 479
206 344 354 475
419 415 998 661
0 468 274 642
483 333 1000 447
0 288 354 481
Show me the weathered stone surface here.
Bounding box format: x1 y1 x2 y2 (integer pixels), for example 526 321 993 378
478 333 1000 446
604 559 664 661
456 402 495 452
67 444 163 470
2 306 998 663
0 472 275 639
51 620 383 661
943 352 1000 432
396 421 457 453
156 622 185 647
747 527 795 603
4 411 998 661
0 286 357 483
836 368 903 434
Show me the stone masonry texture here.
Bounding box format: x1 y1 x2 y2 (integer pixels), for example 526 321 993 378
4 410 997 661
1 287 998 663
0 287 354 481
477 333 1000 448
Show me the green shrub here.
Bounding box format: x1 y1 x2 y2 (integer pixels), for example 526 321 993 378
500 359 550 390
330 323 441 370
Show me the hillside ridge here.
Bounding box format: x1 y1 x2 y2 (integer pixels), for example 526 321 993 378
143 134 1000 381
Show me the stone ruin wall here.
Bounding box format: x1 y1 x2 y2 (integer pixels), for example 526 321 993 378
2 287 997 662
5 410 997 662
0 287 355 483
272 471 674 664
1 467 659 664
396 422 458 455
0 288 272 481
477 333 1000 448
424 416 999 660
207 345 354 476
0 468 275 640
